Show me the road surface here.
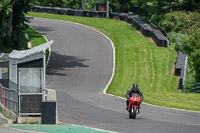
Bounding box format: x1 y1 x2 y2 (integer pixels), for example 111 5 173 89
28 17 200 133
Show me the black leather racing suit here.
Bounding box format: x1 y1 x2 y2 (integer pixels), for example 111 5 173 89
126 87 143 108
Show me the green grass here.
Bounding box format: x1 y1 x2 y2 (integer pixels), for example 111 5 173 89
145 92 200 111
27 12 200 111
26 27 49 62
26 28 47 47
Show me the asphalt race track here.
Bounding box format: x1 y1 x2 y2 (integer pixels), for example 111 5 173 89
29 17 200 133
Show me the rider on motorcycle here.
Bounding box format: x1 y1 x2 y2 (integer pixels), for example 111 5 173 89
126 83 143 110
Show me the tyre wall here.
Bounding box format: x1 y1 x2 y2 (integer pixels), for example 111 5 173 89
31 6 169 47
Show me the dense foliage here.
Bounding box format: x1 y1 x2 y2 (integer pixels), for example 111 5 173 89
33 0 80 9
156 7 200 83
33 0 106 10
160 11 200 34
177 30 200 82
0 0 32 51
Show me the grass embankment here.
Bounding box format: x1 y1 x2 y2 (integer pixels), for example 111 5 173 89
26 28 49 61
26 28 47 47
27 12 200 111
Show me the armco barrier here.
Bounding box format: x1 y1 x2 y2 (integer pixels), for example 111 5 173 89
109 12 120 19
174 51 187 90
31 6 169 47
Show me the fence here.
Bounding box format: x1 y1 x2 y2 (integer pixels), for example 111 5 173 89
174 51 188 90
0 83 18 114
191 83 200 93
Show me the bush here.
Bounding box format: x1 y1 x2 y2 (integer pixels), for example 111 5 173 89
160 11 200 34
177 30 200 82
167 31 188 48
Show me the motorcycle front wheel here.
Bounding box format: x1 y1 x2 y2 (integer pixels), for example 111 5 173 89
129 106 137 119
132 106 137 119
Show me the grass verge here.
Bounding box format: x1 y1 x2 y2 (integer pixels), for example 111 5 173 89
27 12 200 111
26 28 47 47
26 27 49 62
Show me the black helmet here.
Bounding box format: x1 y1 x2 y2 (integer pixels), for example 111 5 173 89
133 83 138 88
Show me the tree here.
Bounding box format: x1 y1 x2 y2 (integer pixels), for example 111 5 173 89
181 0 200 11
177 30 200 82
0 0 12 49
0 0 32 51
79 0 83 9
160 11 200 34
35 0 79 9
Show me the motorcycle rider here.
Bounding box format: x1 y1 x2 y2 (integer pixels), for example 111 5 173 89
126 83 143 110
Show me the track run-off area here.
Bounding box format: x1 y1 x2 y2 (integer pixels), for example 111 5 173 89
27 17 200 133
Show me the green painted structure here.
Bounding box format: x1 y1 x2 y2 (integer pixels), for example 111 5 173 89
10 124 110 133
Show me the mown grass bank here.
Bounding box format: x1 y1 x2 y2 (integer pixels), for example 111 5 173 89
27 12 200 111
26 28 47 47
26 28 49 61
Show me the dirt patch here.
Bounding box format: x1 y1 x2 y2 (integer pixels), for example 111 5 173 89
135 28 156 47
175 76 181 91
148 37 157 46
172 51 180 91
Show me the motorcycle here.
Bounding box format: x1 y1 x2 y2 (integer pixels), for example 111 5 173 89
128 93 141 119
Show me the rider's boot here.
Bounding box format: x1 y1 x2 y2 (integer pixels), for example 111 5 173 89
126 105 128 110
138 105 141 113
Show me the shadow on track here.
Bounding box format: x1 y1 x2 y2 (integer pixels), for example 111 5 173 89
31 26 55 35
47 52 89 76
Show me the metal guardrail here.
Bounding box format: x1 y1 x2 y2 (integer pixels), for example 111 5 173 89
191 83 200 93
0 84 18 114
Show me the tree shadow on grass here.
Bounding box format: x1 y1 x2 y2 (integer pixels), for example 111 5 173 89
46 52 89 76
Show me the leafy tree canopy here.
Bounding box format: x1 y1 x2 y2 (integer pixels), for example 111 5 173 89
0 0 32 51
177 30 200 82
160 11 200 34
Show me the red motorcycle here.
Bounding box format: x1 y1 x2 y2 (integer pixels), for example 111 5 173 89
128 93 141 119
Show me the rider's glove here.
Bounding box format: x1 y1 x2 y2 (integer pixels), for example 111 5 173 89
127 95 130 99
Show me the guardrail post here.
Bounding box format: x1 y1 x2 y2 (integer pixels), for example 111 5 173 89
1 87 3 104
18 68 21 116
42 51 46 101
3 88 4 105
5 89 6 107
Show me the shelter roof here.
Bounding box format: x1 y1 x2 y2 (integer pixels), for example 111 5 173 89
0 53 9 62
9 40 54 59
